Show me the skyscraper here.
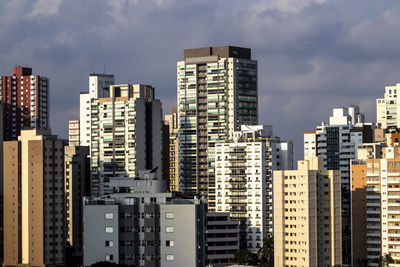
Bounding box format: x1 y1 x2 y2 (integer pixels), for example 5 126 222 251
303 106 373 263
0 66 49 141
90 83 163 196
178 46 258 210
3 129 66 267
273 157 342 267
80 73 115 147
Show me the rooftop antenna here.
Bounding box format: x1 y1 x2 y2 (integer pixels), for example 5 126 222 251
103 65 106 74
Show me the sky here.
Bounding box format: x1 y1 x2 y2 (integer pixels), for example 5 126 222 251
0 0 400 161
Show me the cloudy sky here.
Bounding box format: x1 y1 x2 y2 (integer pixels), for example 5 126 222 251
0 0 399 161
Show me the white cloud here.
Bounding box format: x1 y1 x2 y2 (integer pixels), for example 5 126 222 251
251 0 327 15
29 0 62 17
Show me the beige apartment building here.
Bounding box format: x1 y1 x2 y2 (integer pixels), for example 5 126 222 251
3 129 66 267
164 106 179 191
64 145 90 258
273 157 342 267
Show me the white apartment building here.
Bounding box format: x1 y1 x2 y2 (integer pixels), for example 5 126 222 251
377 83 400 129
215 125 293 251
90 84 162 196
80 73 115 147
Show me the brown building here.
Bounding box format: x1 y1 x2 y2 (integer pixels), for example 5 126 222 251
0 67 49 141
164 106 179 191
3 129 66 267
0 103 3 262
64 145 90 262
351 147 400 266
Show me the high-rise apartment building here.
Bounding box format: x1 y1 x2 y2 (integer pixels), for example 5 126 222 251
80 73 114 147
68 120 80 146
0 66 49 141
90 84 163 196
206 212 240 266
351 147 400 266
3 129 66 267
273 157 342 267
178 46 258 210
0 103 3 262
303 106 373 263
64 145 90 261
165 106 179 191
215 125 293 250
377 83 400 130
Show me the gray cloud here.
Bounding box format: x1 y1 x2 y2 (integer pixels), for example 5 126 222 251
0 0 399 161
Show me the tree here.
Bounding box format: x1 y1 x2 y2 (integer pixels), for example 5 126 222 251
234 250 258 266
376 253 394 267
258 235 273 267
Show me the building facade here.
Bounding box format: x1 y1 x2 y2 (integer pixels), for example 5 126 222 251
64 145 90 260
178 46 258 210
273 157 342 267
206 212 240 267
90 84 163 196
215 125 293 250
164 106 179 191
3 129 66 267
0 66 49 141
80 73 114 147
351 147 400 266
83 190 207 267
303 106 373 263
69 120 80 146
377 83 400 130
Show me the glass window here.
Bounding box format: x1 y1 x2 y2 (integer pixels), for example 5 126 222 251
105 227 113 233
165 212 174 219
105 212 114 219
166 254 174 261
166 240 174 247
165 226 174 233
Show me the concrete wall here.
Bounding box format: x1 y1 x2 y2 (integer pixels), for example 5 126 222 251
160 203 203 267
83 204 119 266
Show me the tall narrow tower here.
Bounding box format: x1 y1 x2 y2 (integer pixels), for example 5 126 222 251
0 66 49 141
177 46 258 210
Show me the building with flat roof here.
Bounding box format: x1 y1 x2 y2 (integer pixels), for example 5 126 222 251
3 129 67 267
351 147 400 266
178 46 258 210
89 84 163 196
80 73 115 148
83 191 207 267
0 67 49 141
273 157 342 267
